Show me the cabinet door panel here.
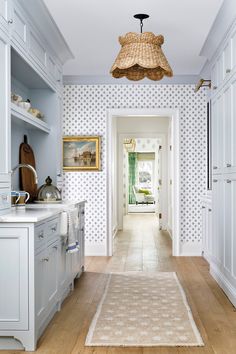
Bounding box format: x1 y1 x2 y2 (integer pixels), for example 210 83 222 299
80 228 85 268
211 99 218 172
59 241 67 289
0 34 10 176
212 96 223 173
232 78 236 168
0 0 8 26
212 178 223 263
12 4 28 52
223 40 232 80
72 250 80 278
232 180 236 278
201 204 207 255
0 228 28 330
207 207 212 258
223 180 232 273
0 0 7 18
35 249 47 324
223 85 232 169
29 29 46 69
46 242 59 306
232 28 236 70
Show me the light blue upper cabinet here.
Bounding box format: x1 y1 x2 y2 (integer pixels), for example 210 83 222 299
0 27 11 214
0 0 73 210
211 21 236 97
10 1 28 55
0 0 10 34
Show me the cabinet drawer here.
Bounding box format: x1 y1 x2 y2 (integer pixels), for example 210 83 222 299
35 217 60 251
46 217 59 244
35 223 46 251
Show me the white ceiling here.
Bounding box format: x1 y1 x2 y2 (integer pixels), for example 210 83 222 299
43 0 224 77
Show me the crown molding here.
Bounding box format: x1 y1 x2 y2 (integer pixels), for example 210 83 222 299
199 60 211 79
200 0 236 61
63 75 199 85
17 0 74 65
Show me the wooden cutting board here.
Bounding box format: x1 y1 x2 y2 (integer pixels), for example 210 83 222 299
19 135 38 201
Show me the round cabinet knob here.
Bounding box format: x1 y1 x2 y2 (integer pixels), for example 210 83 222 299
226 69 231 73
8 19 13 24
213 179 218 183
51 226 57 232
213 86 217 90
208 209 212 212
226 163 231 167
213 166 218 170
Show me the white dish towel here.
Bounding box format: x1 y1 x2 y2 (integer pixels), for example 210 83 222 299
63 208 80 253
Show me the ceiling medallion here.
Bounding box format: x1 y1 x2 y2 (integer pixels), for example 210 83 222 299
110 14 173 81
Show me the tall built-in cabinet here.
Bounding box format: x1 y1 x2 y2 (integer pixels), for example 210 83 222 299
0 0 79 350
0 0 73 212
203 19 236 307
0 13 10 215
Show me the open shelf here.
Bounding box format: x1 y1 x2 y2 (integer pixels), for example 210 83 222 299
11 103 50 134
11 48 54 90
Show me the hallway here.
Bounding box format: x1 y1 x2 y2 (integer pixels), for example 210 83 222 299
4 214 236 354
111 214 172 272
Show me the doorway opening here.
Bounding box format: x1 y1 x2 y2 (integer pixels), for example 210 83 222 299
107 109 180 257
128 151 156 214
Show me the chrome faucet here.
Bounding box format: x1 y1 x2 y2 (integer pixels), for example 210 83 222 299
11 164 38 184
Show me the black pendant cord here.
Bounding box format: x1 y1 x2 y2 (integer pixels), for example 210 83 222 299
134 14 149 34
140 19 143 33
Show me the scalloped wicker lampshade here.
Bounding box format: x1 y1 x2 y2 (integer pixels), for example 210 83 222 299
110 31 173 81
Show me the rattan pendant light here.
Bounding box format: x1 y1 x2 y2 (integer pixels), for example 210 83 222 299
110 14 173 81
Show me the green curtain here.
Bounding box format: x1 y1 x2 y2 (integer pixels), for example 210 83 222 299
128 152 137 204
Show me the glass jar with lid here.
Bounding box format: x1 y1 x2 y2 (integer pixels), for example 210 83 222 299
37 176 61 202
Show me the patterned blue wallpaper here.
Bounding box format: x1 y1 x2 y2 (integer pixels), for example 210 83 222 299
62 84 207 255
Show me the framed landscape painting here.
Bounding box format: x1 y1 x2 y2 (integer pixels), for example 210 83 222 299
63 136 101 171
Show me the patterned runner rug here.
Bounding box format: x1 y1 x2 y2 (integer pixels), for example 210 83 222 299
85 272 204 347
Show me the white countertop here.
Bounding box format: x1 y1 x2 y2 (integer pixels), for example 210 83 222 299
0 200 86 223
0 207 62 223
25 200 86 210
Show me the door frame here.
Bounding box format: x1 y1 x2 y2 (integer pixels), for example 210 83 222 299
106 108 180 257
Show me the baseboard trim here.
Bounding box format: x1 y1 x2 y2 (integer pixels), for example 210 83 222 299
85 243 107 256
179 242 203 256
210 262 236 307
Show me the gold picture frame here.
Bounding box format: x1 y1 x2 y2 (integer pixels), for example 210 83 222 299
63 136 101 171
